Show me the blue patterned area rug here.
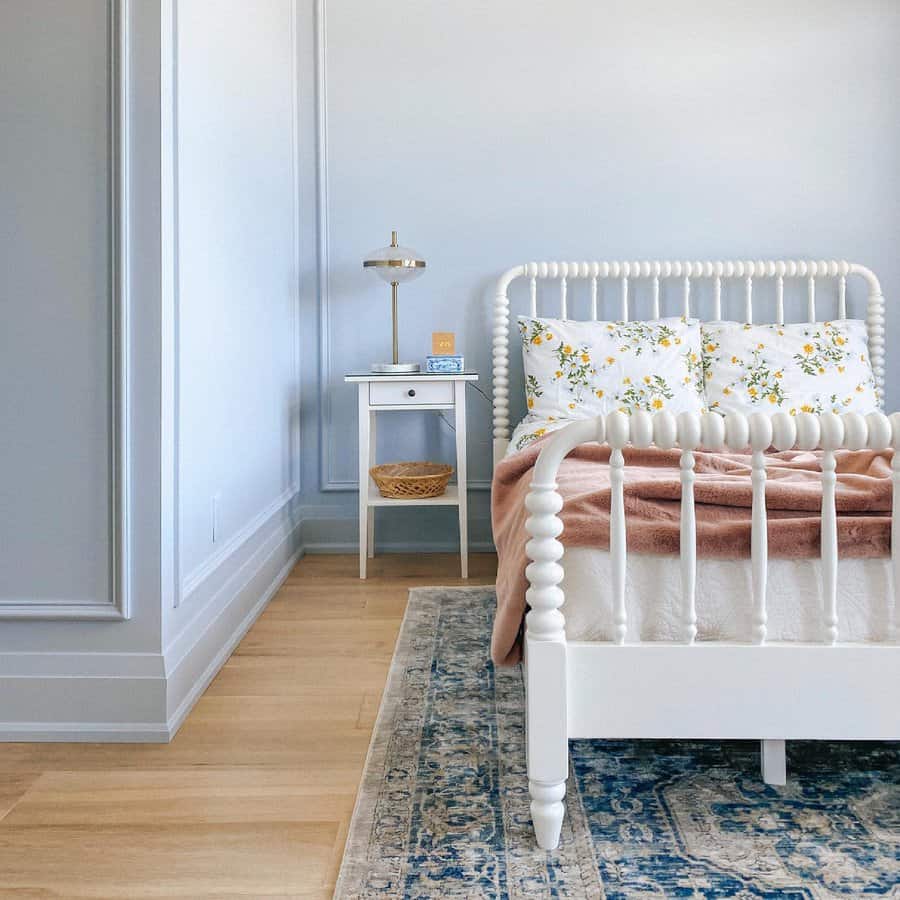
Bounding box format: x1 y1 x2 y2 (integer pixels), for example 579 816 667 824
334 586 899 899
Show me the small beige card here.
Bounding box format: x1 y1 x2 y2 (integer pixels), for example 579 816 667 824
431 332 455 356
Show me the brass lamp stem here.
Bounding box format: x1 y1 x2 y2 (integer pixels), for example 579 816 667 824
391 281 399 365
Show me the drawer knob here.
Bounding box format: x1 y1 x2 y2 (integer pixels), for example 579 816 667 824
407 388 416 397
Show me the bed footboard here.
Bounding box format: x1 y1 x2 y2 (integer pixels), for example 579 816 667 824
524 410 900 850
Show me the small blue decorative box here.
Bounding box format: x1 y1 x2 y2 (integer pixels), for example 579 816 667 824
426 355 464 374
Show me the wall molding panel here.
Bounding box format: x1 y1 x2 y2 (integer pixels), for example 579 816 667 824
0 0 132 620
161 0 303 610
312 0 488 495
160 0 181 611
314 0 336 491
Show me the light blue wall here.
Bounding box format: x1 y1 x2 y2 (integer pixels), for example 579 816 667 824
176 0 299 590
296 0 900 552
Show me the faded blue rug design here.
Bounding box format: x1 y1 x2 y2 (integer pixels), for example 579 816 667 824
334 587 899 898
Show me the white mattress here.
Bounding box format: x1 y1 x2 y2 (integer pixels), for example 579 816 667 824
507 414 894 643
561 548 895 644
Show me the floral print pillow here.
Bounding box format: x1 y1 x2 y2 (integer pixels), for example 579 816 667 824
517 315 706 423
701 320 878 416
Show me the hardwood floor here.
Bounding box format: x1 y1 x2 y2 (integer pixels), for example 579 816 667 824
0 553 497 899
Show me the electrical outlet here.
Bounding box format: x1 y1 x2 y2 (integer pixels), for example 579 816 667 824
211 493 221 543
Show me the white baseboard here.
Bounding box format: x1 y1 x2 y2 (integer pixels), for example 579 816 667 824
165 527 303 738
0 672 168 742
0 720 170 743
0 498 490 743
298 509 495 554
0 506 303 743
300 540 496 554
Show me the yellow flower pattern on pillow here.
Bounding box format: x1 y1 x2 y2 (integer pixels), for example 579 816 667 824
701 320 878 417
518 315 705 423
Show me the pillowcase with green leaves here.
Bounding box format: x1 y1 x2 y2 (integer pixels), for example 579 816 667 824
701 320 878 416
517 315 706 421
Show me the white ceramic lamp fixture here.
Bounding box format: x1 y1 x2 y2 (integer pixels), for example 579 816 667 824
363 230 426 373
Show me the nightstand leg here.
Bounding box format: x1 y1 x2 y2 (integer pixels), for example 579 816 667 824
358 385 369 579
367 411 376 558
454 381 468 579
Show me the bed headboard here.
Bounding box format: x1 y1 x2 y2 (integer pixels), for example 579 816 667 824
491 259 885 464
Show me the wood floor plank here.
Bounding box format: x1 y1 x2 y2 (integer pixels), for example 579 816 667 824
0 553 497 897
0 772 41 822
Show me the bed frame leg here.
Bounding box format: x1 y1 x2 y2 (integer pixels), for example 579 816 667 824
761 739 786 785
524 471 575 851
526 638 568 850
529 779 566 850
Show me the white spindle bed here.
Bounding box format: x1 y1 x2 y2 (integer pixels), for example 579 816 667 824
491 259 900 851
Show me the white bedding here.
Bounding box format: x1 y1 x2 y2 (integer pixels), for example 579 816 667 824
508 414 894 644
507 414 574 455
507 415 900 642
561 548 894 643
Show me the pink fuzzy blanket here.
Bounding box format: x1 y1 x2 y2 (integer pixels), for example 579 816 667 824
491 441 893 665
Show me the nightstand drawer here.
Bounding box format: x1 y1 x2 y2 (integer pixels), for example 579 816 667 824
369 380 454 406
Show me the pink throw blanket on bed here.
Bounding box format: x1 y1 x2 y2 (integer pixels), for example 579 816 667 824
491 441 893 665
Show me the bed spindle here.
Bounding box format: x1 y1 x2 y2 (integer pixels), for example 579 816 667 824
713 273 722 321
678 413 700 644
745 271 754 323
775 275 785 325
559 275 568 319
821 450 839 644
620 276 629 322
819 413 843 644
683 275 691 318
746 414 770 644
838 275 847 319
607 412 629 645
807 275 816 322
590 276 598 321
652 275 660 319
529 275 537 317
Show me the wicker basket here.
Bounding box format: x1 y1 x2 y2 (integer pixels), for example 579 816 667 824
370 462 453 500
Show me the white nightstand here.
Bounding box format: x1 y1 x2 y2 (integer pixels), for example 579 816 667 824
345 371 479 580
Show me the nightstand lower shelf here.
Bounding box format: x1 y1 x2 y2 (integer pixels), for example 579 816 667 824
366 483 460 507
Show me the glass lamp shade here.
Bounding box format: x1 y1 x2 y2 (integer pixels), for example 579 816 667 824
363 241 426 284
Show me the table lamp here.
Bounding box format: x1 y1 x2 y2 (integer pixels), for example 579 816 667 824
363 230 426 373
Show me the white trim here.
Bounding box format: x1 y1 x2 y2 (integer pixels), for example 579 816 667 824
290 0 302 496
0 515 303 744
180 486 298 597
301 540 495 554
166 535 304 739
160 0 181 609
111 0 132 619
314 0 333 492
0 722 170 744
296 504 494 554
0 0 131 620
0 652 162 679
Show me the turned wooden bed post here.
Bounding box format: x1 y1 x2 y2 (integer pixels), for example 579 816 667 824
524 417 598 850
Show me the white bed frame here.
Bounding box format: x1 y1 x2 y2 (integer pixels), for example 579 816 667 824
491 259 900 850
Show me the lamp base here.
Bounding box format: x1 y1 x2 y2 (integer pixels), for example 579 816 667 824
371 362 420 373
